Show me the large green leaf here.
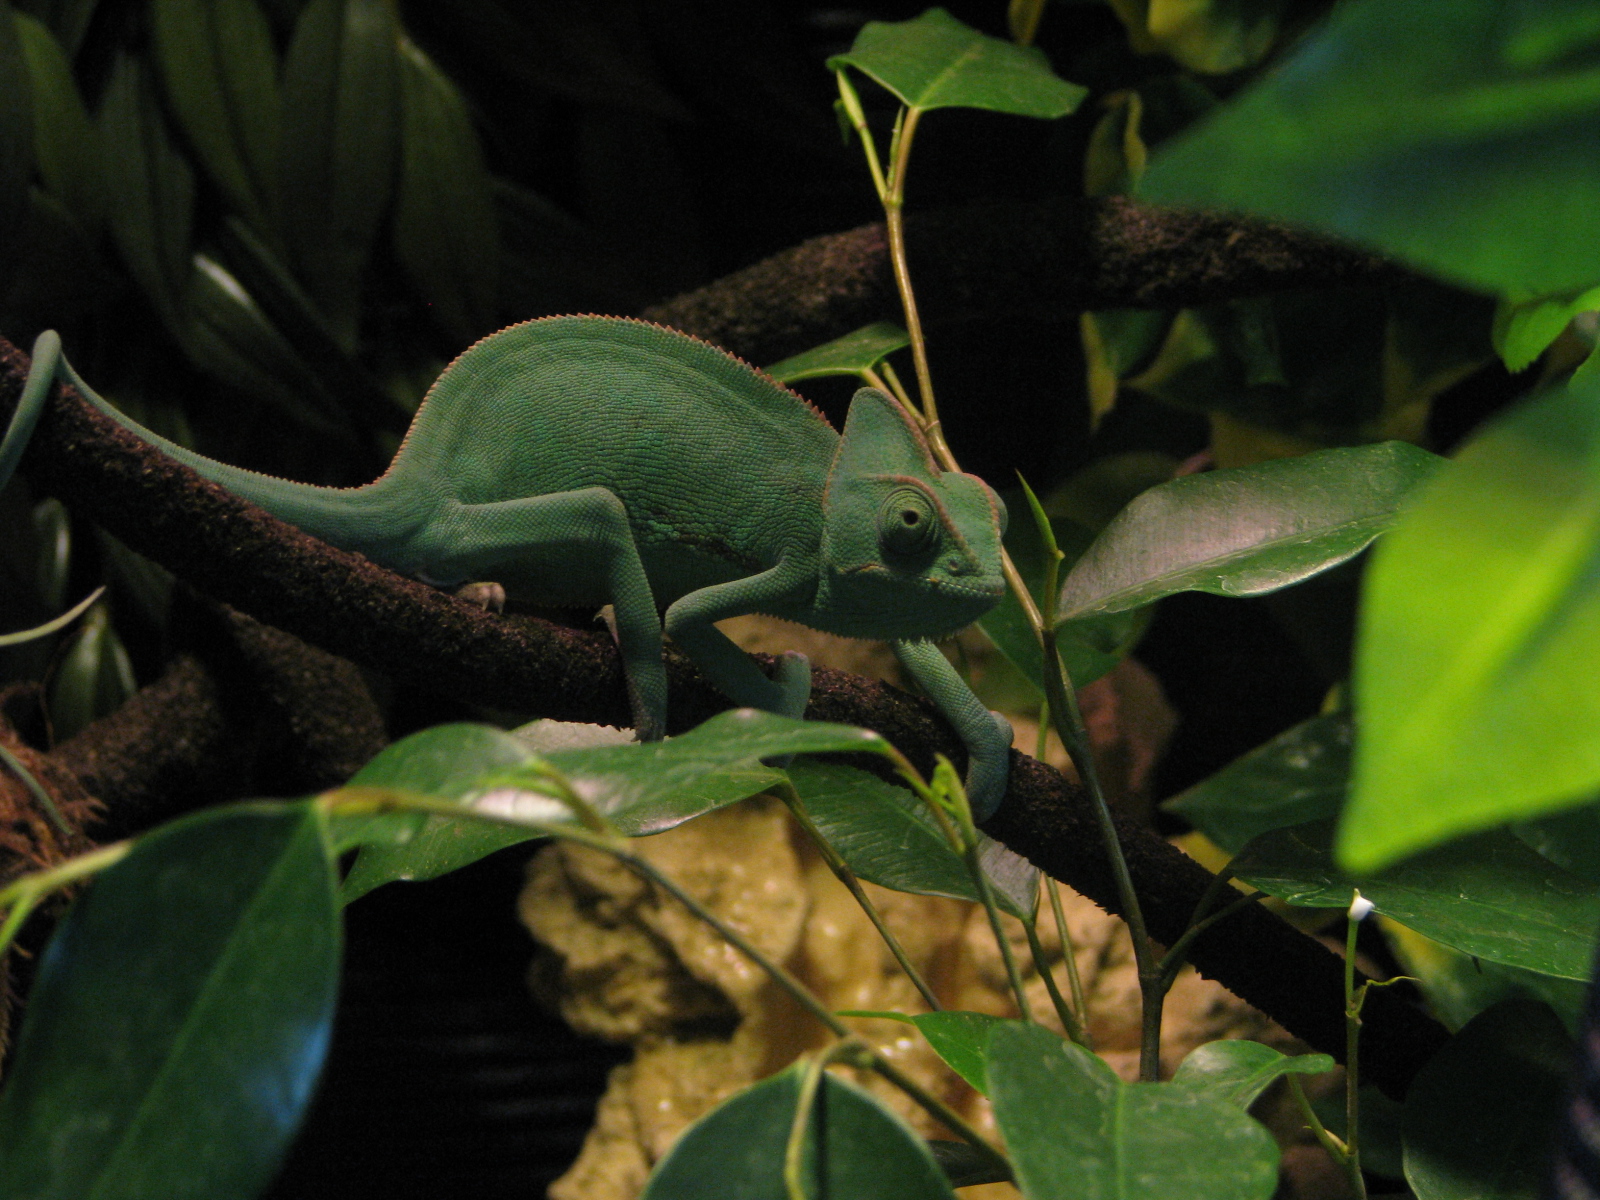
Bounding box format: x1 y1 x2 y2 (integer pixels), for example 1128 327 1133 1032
392 36 498 343
986 1021 1279 1200
1403 1000 1573 1200
1234 820 1600 978
1383 920 1588 1035
0 802 340 1200
1139 0 1600 295
1345 373 1600 870
826 7 1085 117
789 759 1037 919
279 0 399 344
1494 285 1600 373
151 0 280 232
1169 1040 1334 1109
641 1063 958 1199
344 712 888 900
1057 442 1444 620
766 322 909 383
1163 712 1351 854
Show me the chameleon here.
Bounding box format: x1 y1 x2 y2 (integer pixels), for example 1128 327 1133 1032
1 316 1015 816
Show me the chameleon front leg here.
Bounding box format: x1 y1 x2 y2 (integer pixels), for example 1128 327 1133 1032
891 639 1013 820
663 561 817 719
434 489 668 740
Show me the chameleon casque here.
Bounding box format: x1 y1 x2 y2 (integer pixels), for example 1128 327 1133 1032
2 316 1015 816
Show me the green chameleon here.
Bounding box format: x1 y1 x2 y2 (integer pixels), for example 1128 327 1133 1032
2 317 1014 815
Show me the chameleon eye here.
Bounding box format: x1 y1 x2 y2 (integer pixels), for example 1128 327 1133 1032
880 489 939 558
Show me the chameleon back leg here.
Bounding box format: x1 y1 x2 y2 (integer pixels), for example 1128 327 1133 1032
423 487 668 740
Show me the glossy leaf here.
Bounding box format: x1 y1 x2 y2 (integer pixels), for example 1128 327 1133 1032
1163 712 1351 854
344 713 887 900
1170 1040 1335 1109
1140 0 1600 295
1383 919 1587 1035
843 1009 1007 1094
393 37 498 343
1494 285 1600 373
1346 373 1600 870
151 0 280 231
335 722 534 900
98 54 195 321
279 0 399 344
1511 802 1600 884
1058 442 1444 620
0 802 340 1200
826 7 1085 118
641 1063 958 1199
15 10 98 230
766 323 910 383
986 1021 1280 1200
1234 820 1600 978
789 759 1036 919
1404 1000 1573 1200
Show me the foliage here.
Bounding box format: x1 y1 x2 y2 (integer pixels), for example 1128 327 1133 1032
0 0 1597 1198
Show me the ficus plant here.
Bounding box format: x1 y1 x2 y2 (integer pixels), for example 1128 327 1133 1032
0 1 1595 1198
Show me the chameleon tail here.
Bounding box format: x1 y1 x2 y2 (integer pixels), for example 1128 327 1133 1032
4 331 414 557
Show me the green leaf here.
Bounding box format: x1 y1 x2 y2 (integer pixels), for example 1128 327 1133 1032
344 713 887 901
393 36 498 343
97 54 195 322
1511 801 1600 884
641 1063 959 1199
788 759 1036 919
151 0 281 231
15 10 98 230
826 7 1086 118
279 0 399 345
1494 285 1600 373
925 1140 1010 1189
1403 1000 1573 1200
986 1021 1280 1200
47 601 136 742
0 802 340 1199
765 323 910 383
1345 373 1600 870
1234 819 1600 978
1139 0 1600 295
1163 712 1351 855
333 721 532 862
1057 442 1445 620
1170 1040 1335 1109
843 1009 1008 1094
1383 919 1587 1035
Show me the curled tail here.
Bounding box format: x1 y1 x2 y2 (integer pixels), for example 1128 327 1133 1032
2 332 419 560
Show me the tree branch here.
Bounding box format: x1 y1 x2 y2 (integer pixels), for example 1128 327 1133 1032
642 196 1403 364
0 334 1447 1094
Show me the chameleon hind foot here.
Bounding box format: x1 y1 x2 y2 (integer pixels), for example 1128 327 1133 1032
772 650 812 720
454 581 507 612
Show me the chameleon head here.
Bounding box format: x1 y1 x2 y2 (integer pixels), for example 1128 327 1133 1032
815 388 1008 640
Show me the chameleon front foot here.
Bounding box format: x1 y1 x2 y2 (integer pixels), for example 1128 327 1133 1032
454 581 507 612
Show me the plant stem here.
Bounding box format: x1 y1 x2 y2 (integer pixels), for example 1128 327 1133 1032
1343 902 1369 1200
875 359 919 415
1046 878 1091 1048
780 785 943 1012
1287 1074 1352 1163
835 71 887 201
0 840 131 958
967 838 1034 1022
785 1039 865 1200
1023 908 1086 1044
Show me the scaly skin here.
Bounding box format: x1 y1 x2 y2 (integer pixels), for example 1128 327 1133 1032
3 317 1015 815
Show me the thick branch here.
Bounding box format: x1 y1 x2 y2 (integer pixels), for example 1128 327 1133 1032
642 196 1403 364
0 336 1446 1093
